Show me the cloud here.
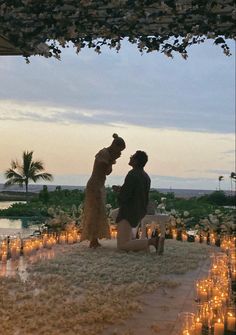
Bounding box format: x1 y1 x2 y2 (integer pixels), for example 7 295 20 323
0 100 121 125
0 39 234 133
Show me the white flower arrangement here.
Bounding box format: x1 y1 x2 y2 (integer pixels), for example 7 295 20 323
0 240 210 335
183 211 189 217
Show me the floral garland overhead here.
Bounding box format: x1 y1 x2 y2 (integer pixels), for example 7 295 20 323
0 0 235 60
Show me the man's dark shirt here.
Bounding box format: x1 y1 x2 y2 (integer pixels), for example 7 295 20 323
116 168 151 227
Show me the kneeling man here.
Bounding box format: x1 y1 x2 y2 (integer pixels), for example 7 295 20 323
114 150 158 252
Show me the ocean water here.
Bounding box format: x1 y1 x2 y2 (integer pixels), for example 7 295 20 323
0 220 39 238
0 201 26 210
0 201 41 237
0 183 224 198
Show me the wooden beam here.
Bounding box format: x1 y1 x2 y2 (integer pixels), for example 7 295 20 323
0 35 23 56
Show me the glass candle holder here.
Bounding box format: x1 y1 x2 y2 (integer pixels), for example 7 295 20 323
229 248 236 266
193 313 203 335
208 306 225 335
226 305 236 332
231 264 236 281
195 234 200 243
212 318 225 335
177 312 195 335
195 279 211 303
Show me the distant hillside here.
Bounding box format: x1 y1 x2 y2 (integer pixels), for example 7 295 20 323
0 184 85 193
0 183 227 199
0 184 84 201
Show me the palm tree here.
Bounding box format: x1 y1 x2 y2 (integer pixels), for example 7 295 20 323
4 150 53 196
218 175 224 190
230 172 236 194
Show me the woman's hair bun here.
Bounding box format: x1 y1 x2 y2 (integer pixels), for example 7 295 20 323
113 133 118 139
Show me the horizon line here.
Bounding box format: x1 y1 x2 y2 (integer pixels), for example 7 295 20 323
0 183 234 193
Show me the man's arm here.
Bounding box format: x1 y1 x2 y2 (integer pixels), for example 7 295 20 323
118 171 136 205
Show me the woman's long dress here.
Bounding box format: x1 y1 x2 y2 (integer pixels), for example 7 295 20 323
81 148 112 241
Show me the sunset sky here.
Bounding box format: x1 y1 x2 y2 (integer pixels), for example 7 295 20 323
0 39 235 190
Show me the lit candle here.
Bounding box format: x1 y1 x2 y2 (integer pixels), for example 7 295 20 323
195 235 200 243
77 233 81 242
59 234 66 244
212 264 218 273
10 244 17 259
202 306 211 325
212 286 220 297
1 251 7 263
147 228 152 239
67 234 74 244
182 233 187 242
231 268 236 281
73 231 77 243
111 230 117 239
219 292 227 304
44 234 49 247
46 237 54 249
230 255 236 265
214 319 224 335
16 247 21 257
199 288 208 302
195 318 202 335
29 242 33 254
182 330 190 335
230 248 236 256
172 230 177 239
227 312 236 331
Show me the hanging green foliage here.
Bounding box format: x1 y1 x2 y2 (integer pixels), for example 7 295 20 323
0 0 235 60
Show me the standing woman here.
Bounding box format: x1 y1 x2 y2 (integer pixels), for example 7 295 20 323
81 134 126 248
